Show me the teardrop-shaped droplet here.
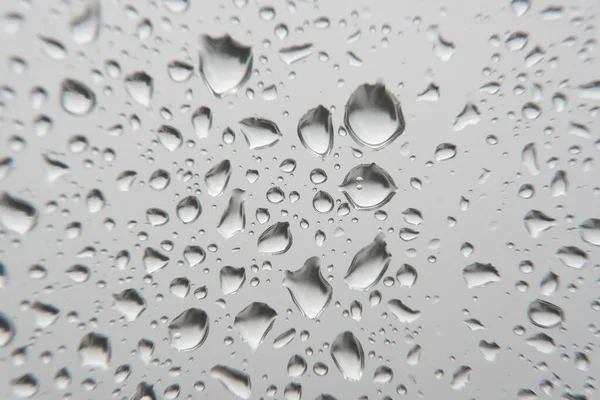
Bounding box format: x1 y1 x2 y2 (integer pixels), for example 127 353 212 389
312 190 334 214
143 247 169 274
339 163 397 210
199 34 253 97
527 299 564 328
396 264 417 288
60 79 96 116
86 189 105 213
0 192 38 235
183 245 205 267
330 331 364 382
125 71 153 107
168 308 209 351
344 233 391 291
205 160 232 197
234 302 277 352
550 170 568 196
70 0 101 45
257 222 292 254
297 105 333 157
176 196 201 224
283 257 333 319
210 365 251 399
344 83 405 149
220 266 246 295
192 106 212 138
217 189 246 239
239 117 282 150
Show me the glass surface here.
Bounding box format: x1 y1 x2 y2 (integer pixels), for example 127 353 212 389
0 0 598 399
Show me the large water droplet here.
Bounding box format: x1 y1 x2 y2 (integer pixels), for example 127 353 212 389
339 163 397 210
143 247 170 273
113 289 146 322
523 210 556 238
239 117 282 150
527 299 564 328
344 83 405 150
396 264 418 288
168 308 209 351
0 193 38 235
220 266 246 295
70 0 101 44
330 331 364 381
199 34 253 97
283 256 333 319
298 105 333 157
279 43 313 64
234 302 277 352
257 222 292 254
388 299 421 323
556 246 587 269
344 233 391 290
192 106 212 138
312 190 334 214
78 332 111 369
60 79 96 116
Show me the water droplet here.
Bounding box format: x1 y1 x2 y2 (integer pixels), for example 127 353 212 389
396 264 417 288
388 299 421 323
220 266 246 295
60 79 96 116
452 103 480 131
298 105 333 157
234 302 277 352
192 107 212 138
183 245 205 267
239 117 282 150
210 365 251 399
312 190 334 214
176 196 202 224
162 0 190 13
344 83 405 149
168 308 209 351
86 189 105 213
527 299 564 328
70 1 101 44
78 332 111 369
113 289 146 322
0 313 15 347
556 246 587 269
39 36 67 60
373 365 393 384
0 193 38 235
450 366 472 390
11 374 39 398
462 262 501 288
505 32 528 51
540 272 559 296
434 143 457 161
550 170 568 196
340 163 397 210
344 233 391 290
579 218 600 246
143 247 170 273
205 160 232 197
521 143 539 175
217 189 246 239
511 0 530 16
283 257 333 319
124 71 153 107
257 222 292 254
279 43 313 64
168 60 194 82
330 331 364 381
199 34 253 97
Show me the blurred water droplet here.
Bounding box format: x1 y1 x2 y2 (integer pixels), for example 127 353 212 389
60 79 96 116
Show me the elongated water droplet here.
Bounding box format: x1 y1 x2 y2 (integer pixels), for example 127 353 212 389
273 328 296 349
462 262 500 288
556 246 587 269
344 83 405 149
199 34 253 97
540 272 559 296
451 366 472 390
339 163 397 210
217 189 246 239
0 193 38 235
234 302 277 352
210 365 251 399
330 331 364 381
521 143 539 175
279 43 313 64
257 222 292 254
298 105 333 157
70 0 101 44
388 299 421 323
239 117 282 150
283 257 333 319
60 79 96 116
192 106 212 138
344 233 391 290
205 160 232 197
550 170 568 196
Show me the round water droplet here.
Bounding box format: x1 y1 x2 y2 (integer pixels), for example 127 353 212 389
60 79 96 116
